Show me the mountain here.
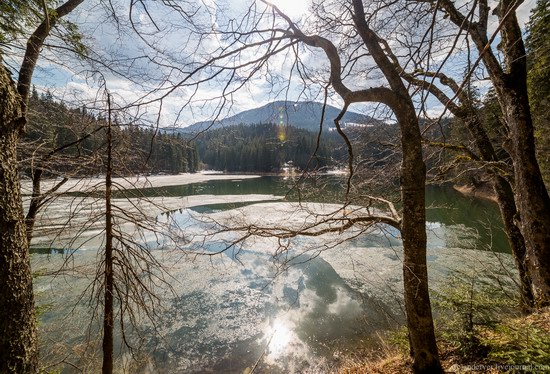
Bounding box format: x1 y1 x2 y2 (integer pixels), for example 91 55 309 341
180 100 378 133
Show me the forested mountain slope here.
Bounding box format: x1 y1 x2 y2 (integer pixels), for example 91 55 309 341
182 100 379 133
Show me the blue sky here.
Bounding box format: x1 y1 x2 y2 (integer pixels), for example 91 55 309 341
13 0 538 128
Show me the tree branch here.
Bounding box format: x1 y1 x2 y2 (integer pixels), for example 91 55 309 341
17 0 85 114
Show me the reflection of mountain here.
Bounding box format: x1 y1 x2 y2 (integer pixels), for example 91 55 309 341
181 100 378 133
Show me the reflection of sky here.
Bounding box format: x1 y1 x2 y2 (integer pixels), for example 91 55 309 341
33 197 519 373
150 236 384 372
34 204 392 372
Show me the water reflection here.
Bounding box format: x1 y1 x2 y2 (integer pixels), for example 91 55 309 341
33 177 514 372
425 186 509 253
267 318 294 360
132 176 509 253
35 234 395 373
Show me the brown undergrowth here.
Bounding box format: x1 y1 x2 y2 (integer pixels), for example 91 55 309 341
336 309 550 374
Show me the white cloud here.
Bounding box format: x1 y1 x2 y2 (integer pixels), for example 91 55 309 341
23 0 538 128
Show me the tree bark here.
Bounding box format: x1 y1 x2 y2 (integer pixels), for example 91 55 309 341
349 1 441 370
17 0 85 244
435 0 550 308
492 175 534 309
0 64 38 373
397 107 442 374
399 59 536 309
462 117 535 309
328 2 442 371
17 0 85 113
25 169 43 244
500 81 550 307
491 6 550 307
102 94 114 374
0 2 85 372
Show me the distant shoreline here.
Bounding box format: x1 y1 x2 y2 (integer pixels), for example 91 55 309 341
20 171 263 195
453 183 498 203
21 169 349 195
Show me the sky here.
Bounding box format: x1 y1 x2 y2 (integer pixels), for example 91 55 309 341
15 0 537 128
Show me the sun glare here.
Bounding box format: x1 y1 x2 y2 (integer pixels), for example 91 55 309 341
268 319 293 358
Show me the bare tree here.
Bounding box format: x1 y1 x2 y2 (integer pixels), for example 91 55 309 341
29 108 184 372
0 56 38 374
128 0 445 371
102 91 115 374
0 0 84 371
19 0 545 371
2 1 202 370
19 102 106 243
420 0 550 308
397 58 535 309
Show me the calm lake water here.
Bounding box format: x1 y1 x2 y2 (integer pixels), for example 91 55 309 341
33 175 514 373
119 176 510 253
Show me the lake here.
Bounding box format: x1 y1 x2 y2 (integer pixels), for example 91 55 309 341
32 175 516 373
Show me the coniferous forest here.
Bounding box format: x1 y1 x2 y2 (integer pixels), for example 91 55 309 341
20 89 200 178
195 123 347 172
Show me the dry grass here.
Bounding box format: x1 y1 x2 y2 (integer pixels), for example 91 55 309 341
334 342 500 374
333 331 413 374
334 309 550 374
522 307 550 332
336 352 412 374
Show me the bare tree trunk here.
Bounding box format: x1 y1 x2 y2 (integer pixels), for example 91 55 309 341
501 85 550 307
0 2 84 370
25 169 43 244
0 64 38 373
401 66 535 309
348 1 442 369
17 0 85 245
493 175 534 309
492 11 550 306
397 110 442 374
102 94 114 374
17 0 85 112
436 0 550 308
462 117 534 308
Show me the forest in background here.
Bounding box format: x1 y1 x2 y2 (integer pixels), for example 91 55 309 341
20 88 200 177
20 83 549 188
196 123 346 172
